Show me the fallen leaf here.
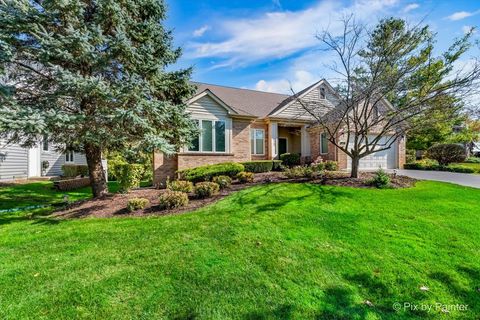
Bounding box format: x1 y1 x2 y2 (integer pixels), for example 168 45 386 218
364 300 374 307
420 286 429 291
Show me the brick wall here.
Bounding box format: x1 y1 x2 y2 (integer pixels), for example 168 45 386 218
153 119 253 186
397 136 406 168
309 128 338 163
53 177 90 191
153 152 178 187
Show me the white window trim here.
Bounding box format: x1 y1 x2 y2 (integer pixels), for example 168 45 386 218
278 136 288 154
320 132 329 154
188 119 229 153
65 151 75 163
251 128 265 156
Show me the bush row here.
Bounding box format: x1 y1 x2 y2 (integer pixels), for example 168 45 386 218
404 161 475 173
178 162 244 183
241 160 282 173
62 164 89 178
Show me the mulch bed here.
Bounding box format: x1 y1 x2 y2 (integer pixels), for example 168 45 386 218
52 171 416 219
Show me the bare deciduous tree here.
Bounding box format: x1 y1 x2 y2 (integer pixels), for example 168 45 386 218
295 16 480 177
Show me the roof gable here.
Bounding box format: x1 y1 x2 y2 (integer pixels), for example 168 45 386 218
269 79 339 119
188 90 238 115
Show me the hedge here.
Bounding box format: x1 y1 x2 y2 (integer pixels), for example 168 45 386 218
61 164 89 178
241 160 282 173
404 161 475 173
112 163 144 192
280 153 301 167
179 162 244 183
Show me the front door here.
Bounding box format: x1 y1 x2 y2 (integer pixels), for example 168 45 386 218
279 138 288 155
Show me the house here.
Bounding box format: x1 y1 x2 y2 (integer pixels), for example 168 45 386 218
153 80 406 185
0 137 88 181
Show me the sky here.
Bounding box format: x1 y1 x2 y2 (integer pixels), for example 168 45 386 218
165 0 480 94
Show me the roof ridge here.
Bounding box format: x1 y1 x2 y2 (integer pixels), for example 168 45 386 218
192 81 290 97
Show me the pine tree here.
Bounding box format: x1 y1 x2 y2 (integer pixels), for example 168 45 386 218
0 0 196 197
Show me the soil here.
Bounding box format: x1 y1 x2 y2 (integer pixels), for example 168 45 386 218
52 171 416 219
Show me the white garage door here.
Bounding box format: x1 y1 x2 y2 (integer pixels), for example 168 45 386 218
347 135 397 170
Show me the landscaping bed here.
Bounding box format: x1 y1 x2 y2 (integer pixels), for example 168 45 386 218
53 171 416 219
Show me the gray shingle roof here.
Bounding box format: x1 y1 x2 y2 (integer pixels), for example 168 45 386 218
192 82 290 118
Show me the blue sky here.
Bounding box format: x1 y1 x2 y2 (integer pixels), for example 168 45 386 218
166 0 479 94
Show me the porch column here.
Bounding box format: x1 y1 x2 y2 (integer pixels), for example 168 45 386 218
269 122 278 159
301 125 311 158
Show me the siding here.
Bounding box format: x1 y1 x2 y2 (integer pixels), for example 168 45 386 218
0 140 28 180
41 146 88 176
188 95 229 119
274 84 336 120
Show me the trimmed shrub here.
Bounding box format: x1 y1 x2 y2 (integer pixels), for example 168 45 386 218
324 161 339 171
212 175 232 189
406 149 416 163
241 160 273 173
465 157 480 163
284 166 314 179
62 164 89 178
447 165 475 173
158 191 189 209
127 198 150 212
113 163 144 193
272 160 283 171
194 182 220 198
427 143 466 165
167 180 193 193
280 153 301 167
179 162 244 183
367 169 391 189
236 171 254 183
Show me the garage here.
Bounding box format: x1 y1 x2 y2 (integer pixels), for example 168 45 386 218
347 135 397 170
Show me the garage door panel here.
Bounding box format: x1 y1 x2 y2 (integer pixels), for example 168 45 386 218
347 135 397 170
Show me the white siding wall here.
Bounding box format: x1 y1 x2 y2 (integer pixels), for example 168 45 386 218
188 95 229 119
41 148 88 176
186 95 232 153
0 140 29 180
274 85 337 120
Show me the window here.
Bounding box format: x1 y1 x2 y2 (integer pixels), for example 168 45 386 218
320 133 329 154
65 151 74 163
188 119 227 153
42 135 49 151
251 129 265 155
320 87 326 99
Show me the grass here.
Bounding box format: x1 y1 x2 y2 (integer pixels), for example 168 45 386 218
0 181 120 211
1 181 479 319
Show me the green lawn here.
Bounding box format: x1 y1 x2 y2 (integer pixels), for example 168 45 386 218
1 182 479 319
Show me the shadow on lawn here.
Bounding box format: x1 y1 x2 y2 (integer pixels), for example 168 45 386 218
232 183 353 215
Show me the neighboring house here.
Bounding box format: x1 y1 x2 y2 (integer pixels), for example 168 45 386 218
153 79 406 185
0 137 87 181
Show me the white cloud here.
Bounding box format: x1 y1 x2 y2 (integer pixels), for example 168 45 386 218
193 25 210 37
255 70 317 93
272 0 282 9
187 0 399 67
446 10 480 21
403 3 419 13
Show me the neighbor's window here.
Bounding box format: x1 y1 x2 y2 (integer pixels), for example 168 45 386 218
251 129 265 155
65 151 74 163
42 135 49 151
320 133 329 154
188 119 226 152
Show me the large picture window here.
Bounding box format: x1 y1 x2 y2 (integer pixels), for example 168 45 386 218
320 132 329 154
188 119 226 153
251 129 265 155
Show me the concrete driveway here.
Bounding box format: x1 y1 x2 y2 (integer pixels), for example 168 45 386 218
394 169 480 189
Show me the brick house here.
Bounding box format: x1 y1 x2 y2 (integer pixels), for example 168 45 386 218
153 79 406 185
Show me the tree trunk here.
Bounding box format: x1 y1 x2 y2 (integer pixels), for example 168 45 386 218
350 156 360 178
84 143 108 197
